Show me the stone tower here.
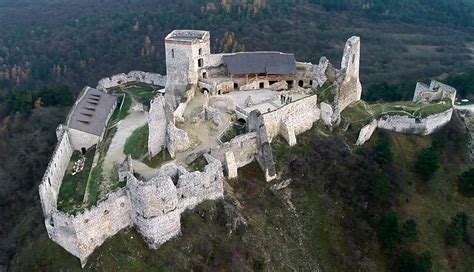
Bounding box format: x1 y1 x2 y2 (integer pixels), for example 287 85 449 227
165 30 211 87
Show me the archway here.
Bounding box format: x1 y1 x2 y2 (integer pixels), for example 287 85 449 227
259 82 265 89
81 147 87 155
237 118 246 124
298 80 304 87
201 88 209 94
202 72 208 79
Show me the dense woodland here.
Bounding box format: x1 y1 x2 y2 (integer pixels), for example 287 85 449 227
0 0 474 270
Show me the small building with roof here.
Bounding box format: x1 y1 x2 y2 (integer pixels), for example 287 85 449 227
66 87 117 152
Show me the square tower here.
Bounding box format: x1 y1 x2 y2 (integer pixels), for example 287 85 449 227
165 30 211 86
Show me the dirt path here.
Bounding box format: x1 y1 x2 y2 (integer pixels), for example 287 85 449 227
101 109 148 186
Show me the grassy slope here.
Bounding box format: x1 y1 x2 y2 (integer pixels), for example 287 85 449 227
124 124 149 160
11 117 474 271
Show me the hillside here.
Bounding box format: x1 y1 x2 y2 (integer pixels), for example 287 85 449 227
10 113 474 271
1 1 474 271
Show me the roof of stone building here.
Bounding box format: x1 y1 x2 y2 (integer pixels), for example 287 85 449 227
67 88 117 136
222 52 296 76
165 30 209 43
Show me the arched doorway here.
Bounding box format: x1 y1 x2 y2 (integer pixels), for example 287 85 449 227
202 72 208 79
298 80 304 87
81 147 87 155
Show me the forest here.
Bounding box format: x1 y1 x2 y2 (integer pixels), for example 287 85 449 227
0 0 473 270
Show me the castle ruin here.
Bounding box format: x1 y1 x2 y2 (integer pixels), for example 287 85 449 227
39 30 457 267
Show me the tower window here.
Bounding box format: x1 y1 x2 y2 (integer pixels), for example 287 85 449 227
199 48 202 55
172 49 175 58
198 58 204 68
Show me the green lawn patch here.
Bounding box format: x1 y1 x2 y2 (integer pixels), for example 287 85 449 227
57 148 96 213
124 125 149 160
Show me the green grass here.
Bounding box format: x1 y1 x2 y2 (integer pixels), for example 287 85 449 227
123 84 159 104
187 156 207 172
144 150 172 169
124 125 149 160
369 99 452 118
220 123 246 143
57 148 96 213
110 93 132 124
317 83 335 104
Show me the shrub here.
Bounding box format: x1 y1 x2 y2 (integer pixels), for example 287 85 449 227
399 250 432 272
371 173 390 203
402 219 419 243
415 147 440 181
446 212 469 246
458 168 474 197
375 134 393 164
378 212 400 252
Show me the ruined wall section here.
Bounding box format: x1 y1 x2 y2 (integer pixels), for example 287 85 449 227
356 119 378 145
212 132 258 168
332 36 362 124
260 94 320 145
377 109 453 135
148 96 167 157
295 57 329 88
47 189 132 267
96 71 166 90
39 129 74 220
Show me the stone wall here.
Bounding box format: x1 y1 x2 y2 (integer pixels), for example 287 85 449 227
148 96 167 157
211 132 258 168
377 109 453 135
165 35 211 86
295 57 329 88
332 36 362 124
68 128 100 151
47 189 132 267
44 153 224 267
39 129 74 219
260 94 320 145
96 71 166 90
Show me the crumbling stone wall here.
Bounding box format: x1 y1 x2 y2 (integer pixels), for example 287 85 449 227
295 57 329 88
332 36 362 124
413 80 457 105
377 109 453 135
43 153 224 267
39 129 74 219
211 132 258 168
46 189 132 267
259 94 320 145
148 96 167 157
96 71 166 90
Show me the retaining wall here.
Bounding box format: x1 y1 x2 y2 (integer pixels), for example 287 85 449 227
96 71 166 90
377 108 453 135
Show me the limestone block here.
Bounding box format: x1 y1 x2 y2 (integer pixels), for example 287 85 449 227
356 119 378 145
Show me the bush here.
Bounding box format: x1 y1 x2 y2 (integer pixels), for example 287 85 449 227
371 173 390 203
458 168 474 197
446 212 469 246
402 219 419 243
378 212 400 252
399 250 432 272
375 134 393 164
415 147 440 181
